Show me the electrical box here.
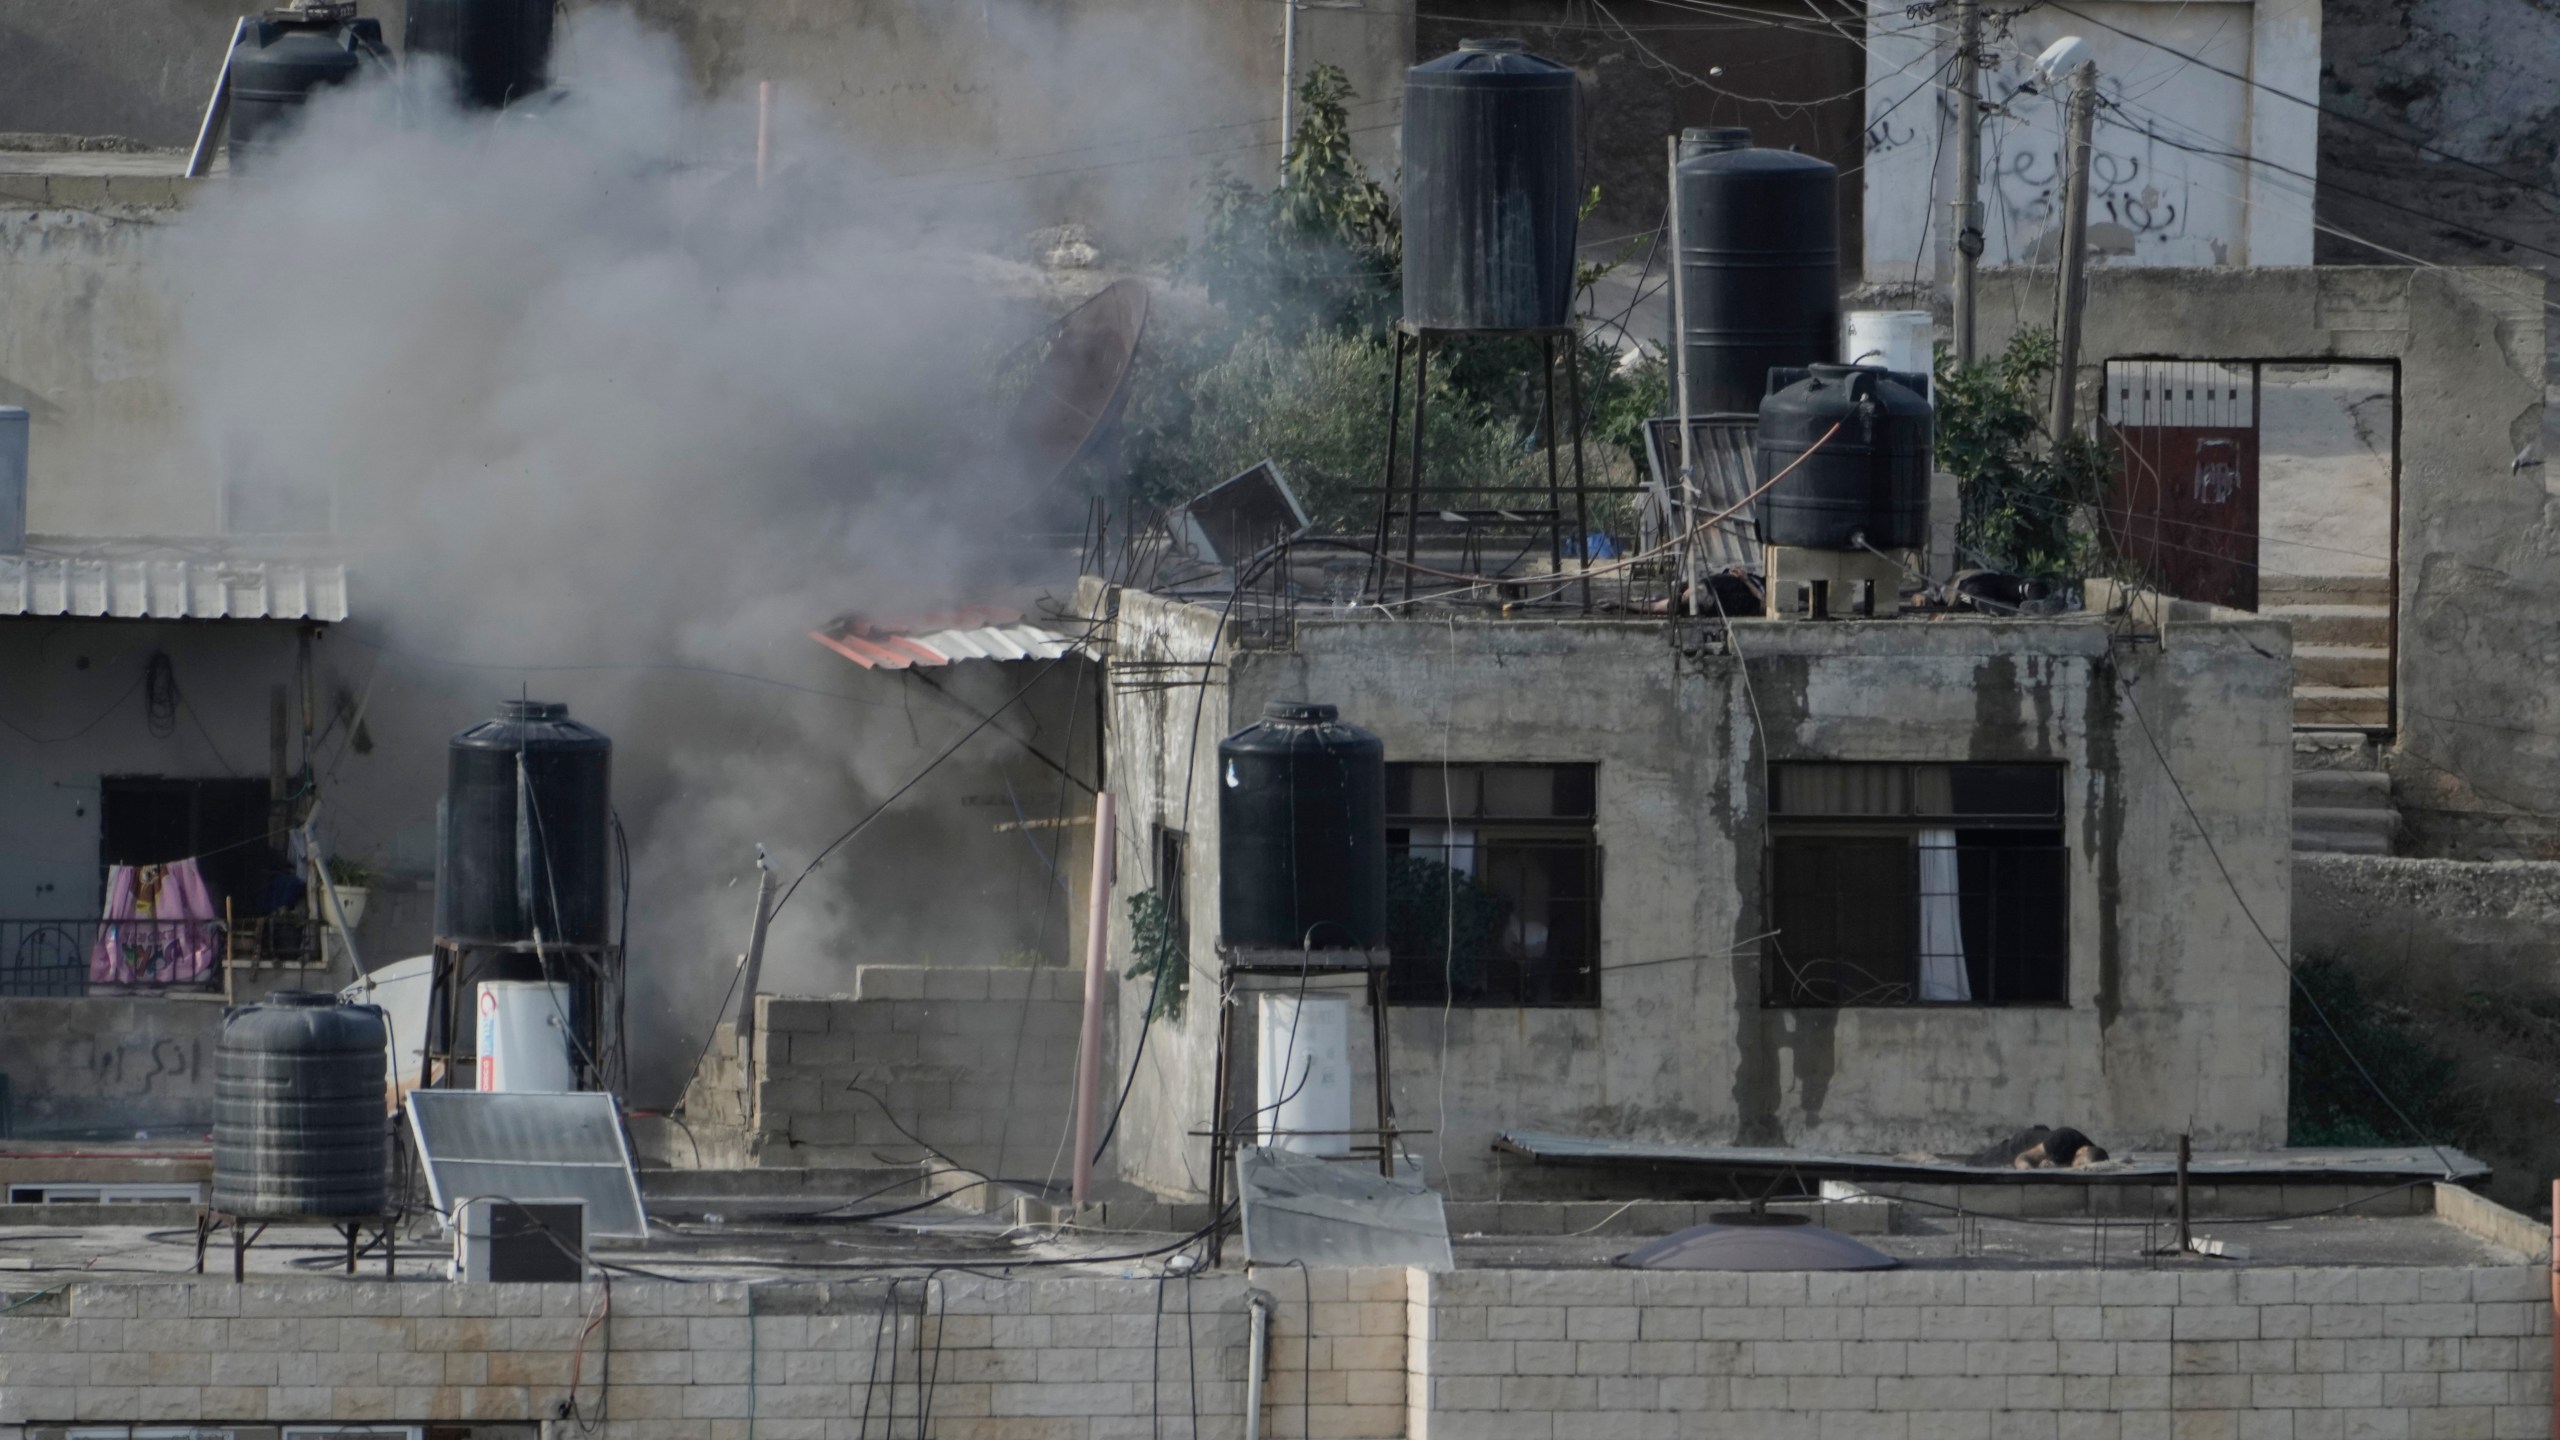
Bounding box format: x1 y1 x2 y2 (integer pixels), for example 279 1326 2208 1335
453 1197 585 1282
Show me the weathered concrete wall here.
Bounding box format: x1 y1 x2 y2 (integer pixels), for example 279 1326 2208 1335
0 995 220 1134
678 966 1086 1182
1980 265 2560 861
0 198 201 537
1099 589 2295 1200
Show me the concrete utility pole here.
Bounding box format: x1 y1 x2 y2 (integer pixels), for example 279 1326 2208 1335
1278 0 1300 175
1071 790 1117 1211
1950 0 1984 366
1668 134 1700 616
2048 60 2098 446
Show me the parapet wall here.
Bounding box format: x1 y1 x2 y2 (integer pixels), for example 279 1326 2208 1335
679 966 1089 1183
0 1258 2546 1439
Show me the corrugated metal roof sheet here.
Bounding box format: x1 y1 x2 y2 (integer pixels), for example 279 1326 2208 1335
0 549 348 622
1642 416 1763 572
812 607 1085 670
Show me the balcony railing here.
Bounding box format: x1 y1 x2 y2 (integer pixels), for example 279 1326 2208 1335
0 916 323 997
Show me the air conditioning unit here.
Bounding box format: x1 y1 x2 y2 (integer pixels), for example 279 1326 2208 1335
452 1197 585 1282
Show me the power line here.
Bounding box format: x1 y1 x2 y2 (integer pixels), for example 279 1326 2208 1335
2037 0 2560 212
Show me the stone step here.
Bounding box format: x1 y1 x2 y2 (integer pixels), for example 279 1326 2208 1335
2260 574 2391 608
2292 729 2381 771
2259 603 2390 647
2295 645 2391 688
2294 686 2390 728
2294 828 2393 856
2293 769 2391 810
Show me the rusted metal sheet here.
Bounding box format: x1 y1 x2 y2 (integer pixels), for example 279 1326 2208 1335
811 608 1085 670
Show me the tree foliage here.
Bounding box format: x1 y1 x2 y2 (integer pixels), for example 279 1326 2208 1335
1118 65 1657 539
1934 330 2111 583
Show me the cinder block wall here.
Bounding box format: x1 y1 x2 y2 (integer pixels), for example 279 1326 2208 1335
0 1269 1407 1440
1410 1266 2553 1439
682 965 1090 1183
0 1263 2547 1439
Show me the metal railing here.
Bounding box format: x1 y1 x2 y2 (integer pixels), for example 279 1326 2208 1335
0 915 322 996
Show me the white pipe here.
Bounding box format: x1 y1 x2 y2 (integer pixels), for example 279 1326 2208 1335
1244 1293 1272 1440
1071 790 1117 1209
185 18 248 179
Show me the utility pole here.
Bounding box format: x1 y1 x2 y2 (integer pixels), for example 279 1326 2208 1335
2048 60 2098 446
1668 134 1700 616
1278 0 1300 176
1950 0 1984 365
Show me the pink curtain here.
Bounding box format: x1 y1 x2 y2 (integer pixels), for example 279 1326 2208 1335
90 859 220 985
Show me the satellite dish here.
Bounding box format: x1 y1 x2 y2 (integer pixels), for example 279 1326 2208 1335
1006 278 1151 487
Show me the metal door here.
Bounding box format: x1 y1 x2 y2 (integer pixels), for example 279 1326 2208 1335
2103 361 2259 611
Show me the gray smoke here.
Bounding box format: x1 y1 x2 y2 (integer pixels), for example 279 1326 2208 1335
158 10 1114 1104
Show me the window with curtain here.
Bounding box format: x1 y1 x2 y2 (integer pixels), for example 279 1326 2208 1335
1383 762 1600 1007
1765 762 2068 1007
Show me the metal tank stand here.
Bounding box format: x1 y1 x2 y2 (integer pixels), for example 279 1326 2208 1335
1198 945 1407 1268
421 937 626 1095
193 1211 398 1282
1366 322 1596 612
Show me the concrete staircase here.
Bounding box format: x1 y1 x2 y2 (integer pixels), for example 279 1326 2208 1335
2261 575 2391 728
2292 730 2395 855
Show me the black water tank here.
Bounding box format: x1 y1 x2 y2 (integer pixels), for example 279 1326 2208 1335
228 11 389 167
1754 363 1933 550
212 992 388 1218
1401 39 1581 331
405 0 555 110
1674 128 1840 415
1219 701 1387 950
438 700 612 947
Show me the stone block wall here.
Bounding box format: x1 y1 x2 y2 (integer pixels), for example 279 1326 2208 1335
680 965 1092 1184
1410 1266 2554 1439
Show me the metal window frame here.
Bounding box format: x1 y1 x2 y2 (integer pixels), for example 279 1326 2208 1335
1762 828 2072 1009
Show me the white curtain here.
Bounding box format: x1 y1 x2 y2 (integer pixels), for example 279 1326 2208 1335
1916 829 1971 1002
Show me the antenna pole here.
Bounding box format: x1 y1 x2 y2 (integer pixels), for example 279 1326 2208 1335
1951 0 1984 366
1668 134 1700 616
2049 62 2098 446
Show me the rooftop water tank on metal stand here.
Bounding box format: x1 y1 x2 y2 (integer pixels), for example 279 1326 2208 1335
1371 39 1601 611
1204 701 1398 1265
425 700 621 1097
199 991 401 1280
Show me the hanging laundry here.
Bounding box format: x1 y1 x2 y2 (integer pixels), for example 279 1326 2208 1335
90 858 221 985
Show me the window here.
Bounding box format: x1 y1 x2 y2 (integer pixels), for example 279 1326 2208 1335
99 776 278 918
1765 763 2068 1007
1384 763 1599 1007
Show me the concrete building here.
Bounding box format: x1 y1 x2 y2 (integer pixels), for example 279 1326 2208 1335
1862 0 2323 285
1086 581 2295 1201
1980 264 2560 861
